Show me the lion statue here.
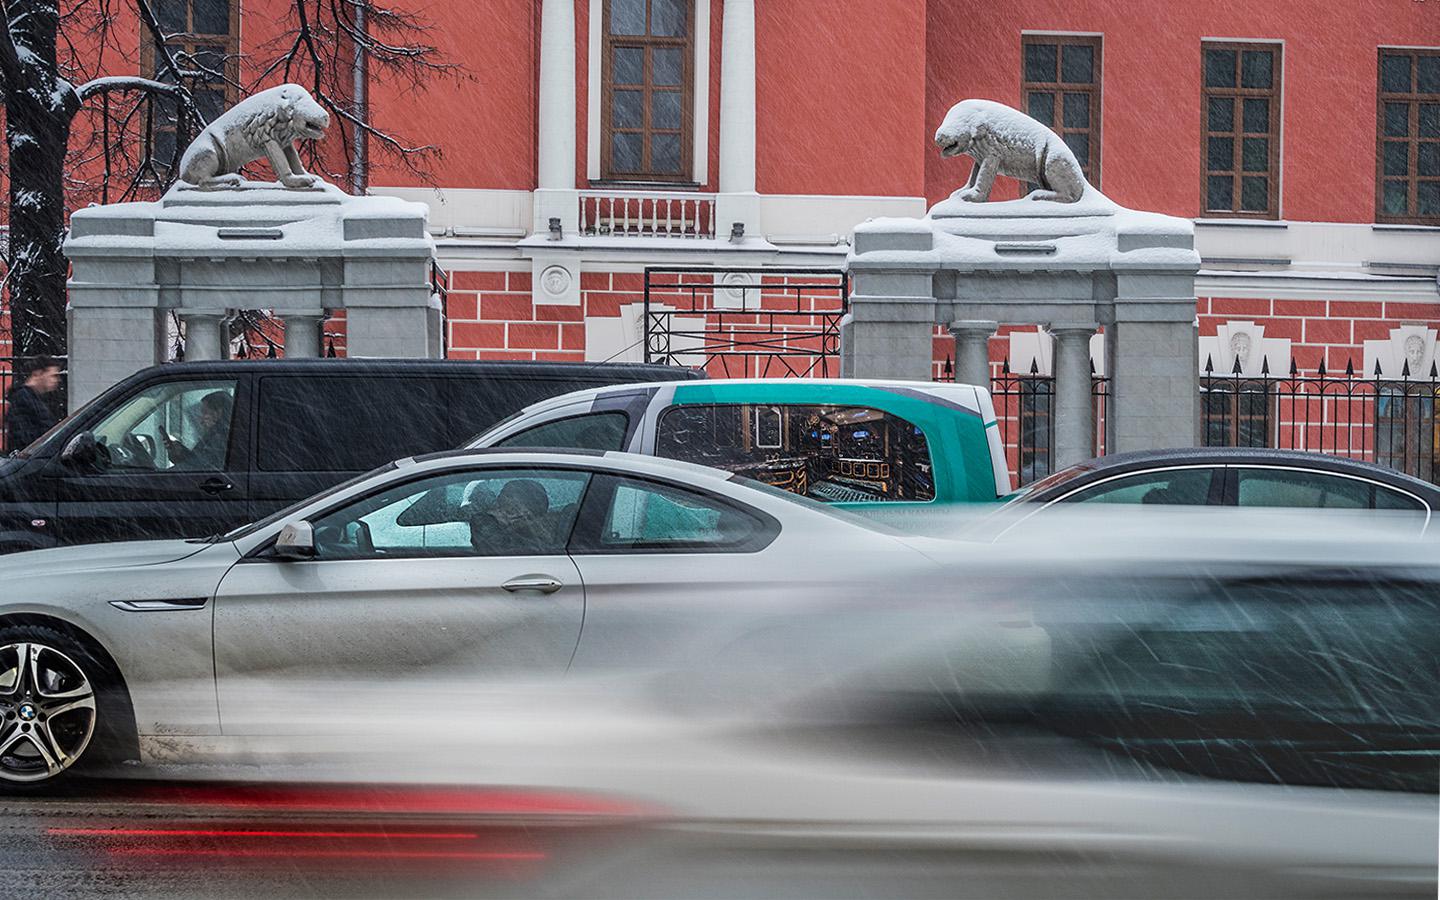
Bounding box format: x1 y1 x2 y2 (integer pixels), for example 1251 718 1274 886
934 98 1088 203
179 83 331 190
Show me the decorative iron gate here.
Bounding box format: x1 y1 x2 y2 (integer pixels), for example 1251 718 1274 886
643 266 847 378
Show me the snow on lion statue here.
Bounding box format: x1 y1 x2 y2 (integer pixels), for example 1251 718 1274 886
934 98 1088 204
179 84 331 190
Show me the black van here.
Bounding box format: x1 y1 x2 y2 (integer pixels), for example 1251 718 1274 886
0 359 700 552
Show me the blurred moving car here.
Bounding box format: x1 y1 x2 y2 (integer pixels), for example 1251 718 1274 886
0 359 700 552
470 378 1012 507
0 449 1045 787
1001 447 1440 522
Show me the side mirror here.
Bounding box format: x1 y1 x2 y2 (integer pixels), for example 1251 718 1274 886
60 431 105 470
272 520 316 560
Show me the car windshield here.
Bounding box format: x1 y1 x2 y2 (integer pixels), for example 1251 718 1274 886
998 462 1093 506
208 462 399 544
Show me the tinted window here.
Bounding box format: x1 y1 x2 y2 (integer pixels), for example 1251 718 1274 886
1375 486 1426 511
91 379 238 473
308 468 590 559
1236 468 1369 509
258 376 452 472
571 475 773 553
495 412 629 451
655 404 935 503
1064 468 1214 505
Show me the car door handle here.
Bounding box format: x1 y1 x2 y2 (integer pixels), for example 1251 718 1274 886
199 477 234 495
501 575 564 594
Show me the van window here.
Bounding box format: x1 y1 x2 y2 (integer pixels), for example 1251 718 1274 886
91 379 238 472
494 412 629 451
655 403 935 503
258 376 452 472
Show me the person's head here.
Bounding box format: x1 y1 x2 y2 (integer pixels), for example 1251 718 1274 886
198 391 233 431
22 357 61 395
490 479 548 526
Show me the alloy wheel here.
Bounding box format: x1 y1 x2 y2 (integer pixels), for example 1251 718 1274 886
0 643 97 783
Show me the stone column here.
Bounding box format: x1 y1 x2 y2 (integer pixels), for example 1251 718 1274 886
283 315 323 358
715 0 759 235
1052 325 1096 469
949 320 997 387
182 313 228 361
533 0 577 234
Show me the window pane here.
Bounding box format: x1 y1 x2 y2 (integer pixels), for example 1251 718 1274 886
1384 141 1410 177
1240 50 1272 89
1421 104 1439 137
195 88 226 122
1375 487 1425 511
596 479 761 549
192 44 227 84
1382 53 1413 93
155 0 187 34
1242 97 1268 133
1242 137 1268 172
656 404 936 502
1207 97 1234 132
612 132 642 172
192 0 229 35
612 89 642 128
650 133 681 173
1241 176 1269 212
1384 102 1411 137
1063 132 1089 168
652 47 682 86
612 46 643 85
1420 143 1439 176
258 376 449 472
496 413 629 451
1062 92 1089 128
153 128 177 168
1236 469 1368 509
1066 468 1214 505
1207 136 1233 171
1419 55 1440 94
93 379 237 472
310 469 591 559
1383 180 1409 215
1205 48 1236 88
652 89 682 129
1027 91 1055 125
1061 44 1094 84
1025 43 1057 83
610 0 645 35
651 0 686 36
1420 182 1440 216
1207 175 1234 210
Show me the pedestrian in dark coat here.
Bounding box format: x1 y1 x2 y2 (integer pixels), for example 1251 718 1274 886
4 357 61 453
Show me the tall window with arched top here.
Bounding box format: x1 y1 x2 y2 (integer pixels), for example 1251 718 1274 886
601 0 694 182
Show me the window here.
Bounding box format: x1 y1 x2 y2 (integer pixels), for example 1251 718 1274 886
1064 468 1215 505
1235 467 1424 511
1377 49 1440 224
308 468 591 560
91 379 237 472
1202 42 1281 218
495 413 629 451
1022 35 1102 186
144 0 240 172
571 475 774 553
655 404 935 502
257 376 454 473
601 0 693 181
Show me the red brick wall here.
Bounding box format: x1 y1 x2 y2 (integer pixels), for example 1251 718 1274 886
1196 295 1436 374
445 269 587 362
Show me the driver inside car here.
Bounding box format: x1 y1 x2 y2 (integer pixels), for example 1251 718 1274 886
164 391 232 471
468 479 551 555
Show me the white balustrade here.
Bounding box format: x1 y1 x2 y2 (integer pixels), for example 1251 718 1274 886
578 191 717 238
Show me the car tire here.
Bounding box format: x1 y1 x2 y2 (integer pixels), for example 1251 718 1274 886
0 624 125 791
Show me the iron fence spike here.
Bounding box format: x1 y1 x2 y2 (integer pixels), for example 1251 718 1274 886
1002 357 1011 374
1232 355 1243 375
1375 358 1385 377
1204 353 1214 374
1261 356 1270 376
1029 357 1040 375
1431 361 1438 380
1401 358 1411 378
1289 357 1298 376
1317 357 1327 376
1345 358 1354 376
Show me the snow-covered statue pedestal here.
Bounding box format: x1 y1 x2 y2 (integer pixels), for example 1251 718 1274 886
844 99 1201 464
64 84 440 410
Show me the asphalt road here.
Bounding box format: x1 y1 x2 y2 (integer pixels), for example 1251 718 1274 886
0 725 1433 899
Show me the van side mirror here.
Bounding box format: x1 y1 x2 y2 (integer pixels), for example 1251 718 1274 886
272 520 316 560
60 431 107 470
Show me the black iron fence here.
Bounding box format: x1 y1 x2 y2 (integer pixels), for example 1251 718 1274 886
946 352 1440 488
643 267 848 378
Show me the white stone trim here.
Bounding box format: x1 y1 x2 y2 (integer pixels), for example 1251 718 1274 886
718 0 755 193
587 0 710 184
